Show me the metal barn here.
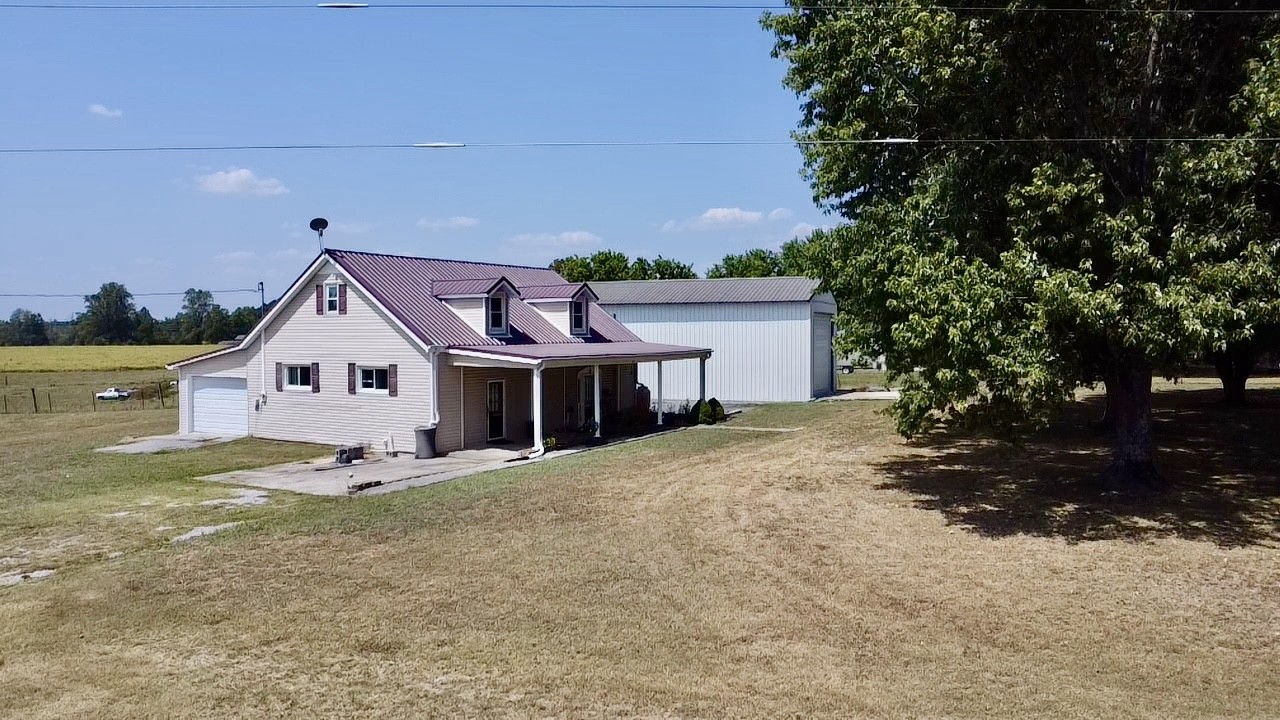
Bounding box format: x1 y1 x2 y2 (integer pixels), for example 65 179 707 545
594 277 837 404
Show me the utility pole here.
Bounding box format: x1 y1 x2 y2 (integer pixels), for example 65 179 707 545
257 281 266 318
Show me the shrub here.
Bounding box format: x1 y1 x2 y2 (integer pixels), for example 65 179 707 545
698 402 715 425
688 399 706 425
709 398 726 422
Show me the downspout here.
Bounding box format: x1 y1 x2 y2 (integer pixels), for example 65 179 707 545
428 346 441 428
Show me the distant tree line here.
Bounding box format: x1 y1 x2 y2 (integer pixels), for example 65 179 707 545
551 238 816 283
0 284 269 346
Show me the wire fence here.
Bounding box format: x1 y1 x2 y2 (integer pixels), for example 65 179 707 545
0 381 175 414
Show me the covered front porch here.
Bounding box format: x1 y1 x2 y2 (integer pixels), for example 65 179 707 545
438 342 712 455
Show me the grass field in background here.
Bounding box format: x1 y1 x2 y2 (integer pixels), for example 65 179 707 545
0 345 215 373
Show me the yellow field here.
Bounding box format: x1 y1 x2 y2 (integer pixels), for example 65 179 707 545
0 345 216 372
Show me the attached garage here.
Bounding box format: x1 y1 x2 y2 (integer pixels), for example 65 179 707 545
191 376 248 436
173 346 250 437
595 277 838 404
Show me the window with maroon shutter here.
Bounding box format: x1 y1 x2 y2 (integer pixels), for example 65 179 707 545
311 362 320 393
275 362 283 392
338 284 348 315
314 285 324 315
347 363 356 395
388 364 398 397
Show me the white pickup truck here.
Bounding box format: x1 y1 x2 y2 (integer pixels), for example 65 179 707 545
95 387 132 401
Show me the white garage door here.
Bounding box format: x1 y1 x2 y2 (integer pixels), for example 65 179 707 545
812 314 834 396
192 376 248 436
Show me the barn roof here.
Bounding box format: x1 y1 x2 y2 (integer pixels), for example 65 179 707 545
592 277 823 305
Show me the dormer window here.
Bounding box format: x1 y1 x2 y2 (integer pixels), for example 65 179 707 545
486 294 508 336
570 298 589 336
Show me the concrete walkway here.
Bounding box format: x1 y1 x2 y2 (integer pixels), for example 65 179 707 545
97 433 237 454
200 448 525 497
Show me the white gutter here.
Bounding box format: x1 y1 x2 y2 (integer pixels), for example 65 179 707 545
429 346 441 427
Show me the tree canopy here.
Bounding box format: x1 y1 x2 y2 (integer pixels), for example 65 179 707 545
764 2 1280 490
0 284 264 346
0 309 50 346
551 251 697 282
707 241 814 278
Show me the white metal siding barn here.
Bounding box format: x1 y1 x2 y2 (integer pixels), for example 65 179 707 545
595 277 837 404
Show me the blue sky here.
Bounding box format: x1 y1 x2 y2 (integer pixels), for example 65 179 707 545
0 3 826 320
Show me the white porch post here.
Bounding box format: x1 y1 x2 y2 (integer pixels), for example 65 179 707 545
656 361 664 426
532 364 544 453
593 363 602 438
699 355 707 401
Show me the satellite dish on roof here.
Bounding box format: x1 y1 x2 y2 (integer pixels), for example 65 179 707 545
310 217 329 251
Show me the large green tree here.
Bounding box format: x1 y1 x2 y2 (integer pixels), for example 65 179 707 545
76 282 137 344
765 2 1280 491
1 309 50 346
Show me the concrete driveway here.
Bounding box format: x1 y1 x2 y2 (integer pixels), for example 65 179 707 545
97 433 238 454
199 448 525 497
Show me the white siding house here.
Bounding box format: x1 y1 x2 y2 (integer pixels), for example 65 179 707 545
595 277 837 404
169 249 710 455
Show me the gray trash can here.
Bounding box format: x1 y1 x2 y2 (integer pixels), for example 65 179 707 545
414 425 437 459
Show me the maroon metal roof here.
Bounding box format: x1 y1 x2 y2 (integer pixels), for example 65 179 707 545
431 277 507 297
327 248 642 349
521 283 584 300
451 341 710 361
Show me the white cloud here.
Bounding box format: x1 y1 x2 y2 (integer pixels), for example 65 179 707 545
270 248 305 258
214 250 256 262
195 168 289 196
417 216 480 231
664 207 765 232
88 103 123 118
789 222 820 239
507 231 601 248
768 207 793 221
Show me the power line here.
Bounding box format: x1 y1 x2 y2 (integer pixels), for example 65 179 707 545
4 137 1280 154
0 289 261 299
1 2 1278 13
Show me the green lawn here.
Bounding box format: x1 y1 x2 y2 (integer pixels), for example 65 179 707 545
2 399 1278 718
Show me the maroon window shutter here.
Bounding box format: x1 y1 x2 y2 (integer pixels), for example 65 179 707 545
338 284 348 315
311 362 320 393
388 364 398 397
347 363 356 395
315 285 324 315
275 362 283 392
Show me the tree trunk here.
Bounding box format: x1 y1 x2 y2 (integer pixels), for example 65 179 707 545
1101 361 1164 495
1212 346 1256 406
1091 379 1116 433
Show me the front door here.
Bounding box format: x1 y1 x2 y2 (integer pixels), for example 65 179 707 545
487 380 506 441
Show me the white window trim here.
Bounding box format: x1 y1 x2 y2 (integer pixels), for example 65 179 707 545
324 280 340 315
486 294 509 337
358 366 390 395
570 298 589 336
285 364 312 390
